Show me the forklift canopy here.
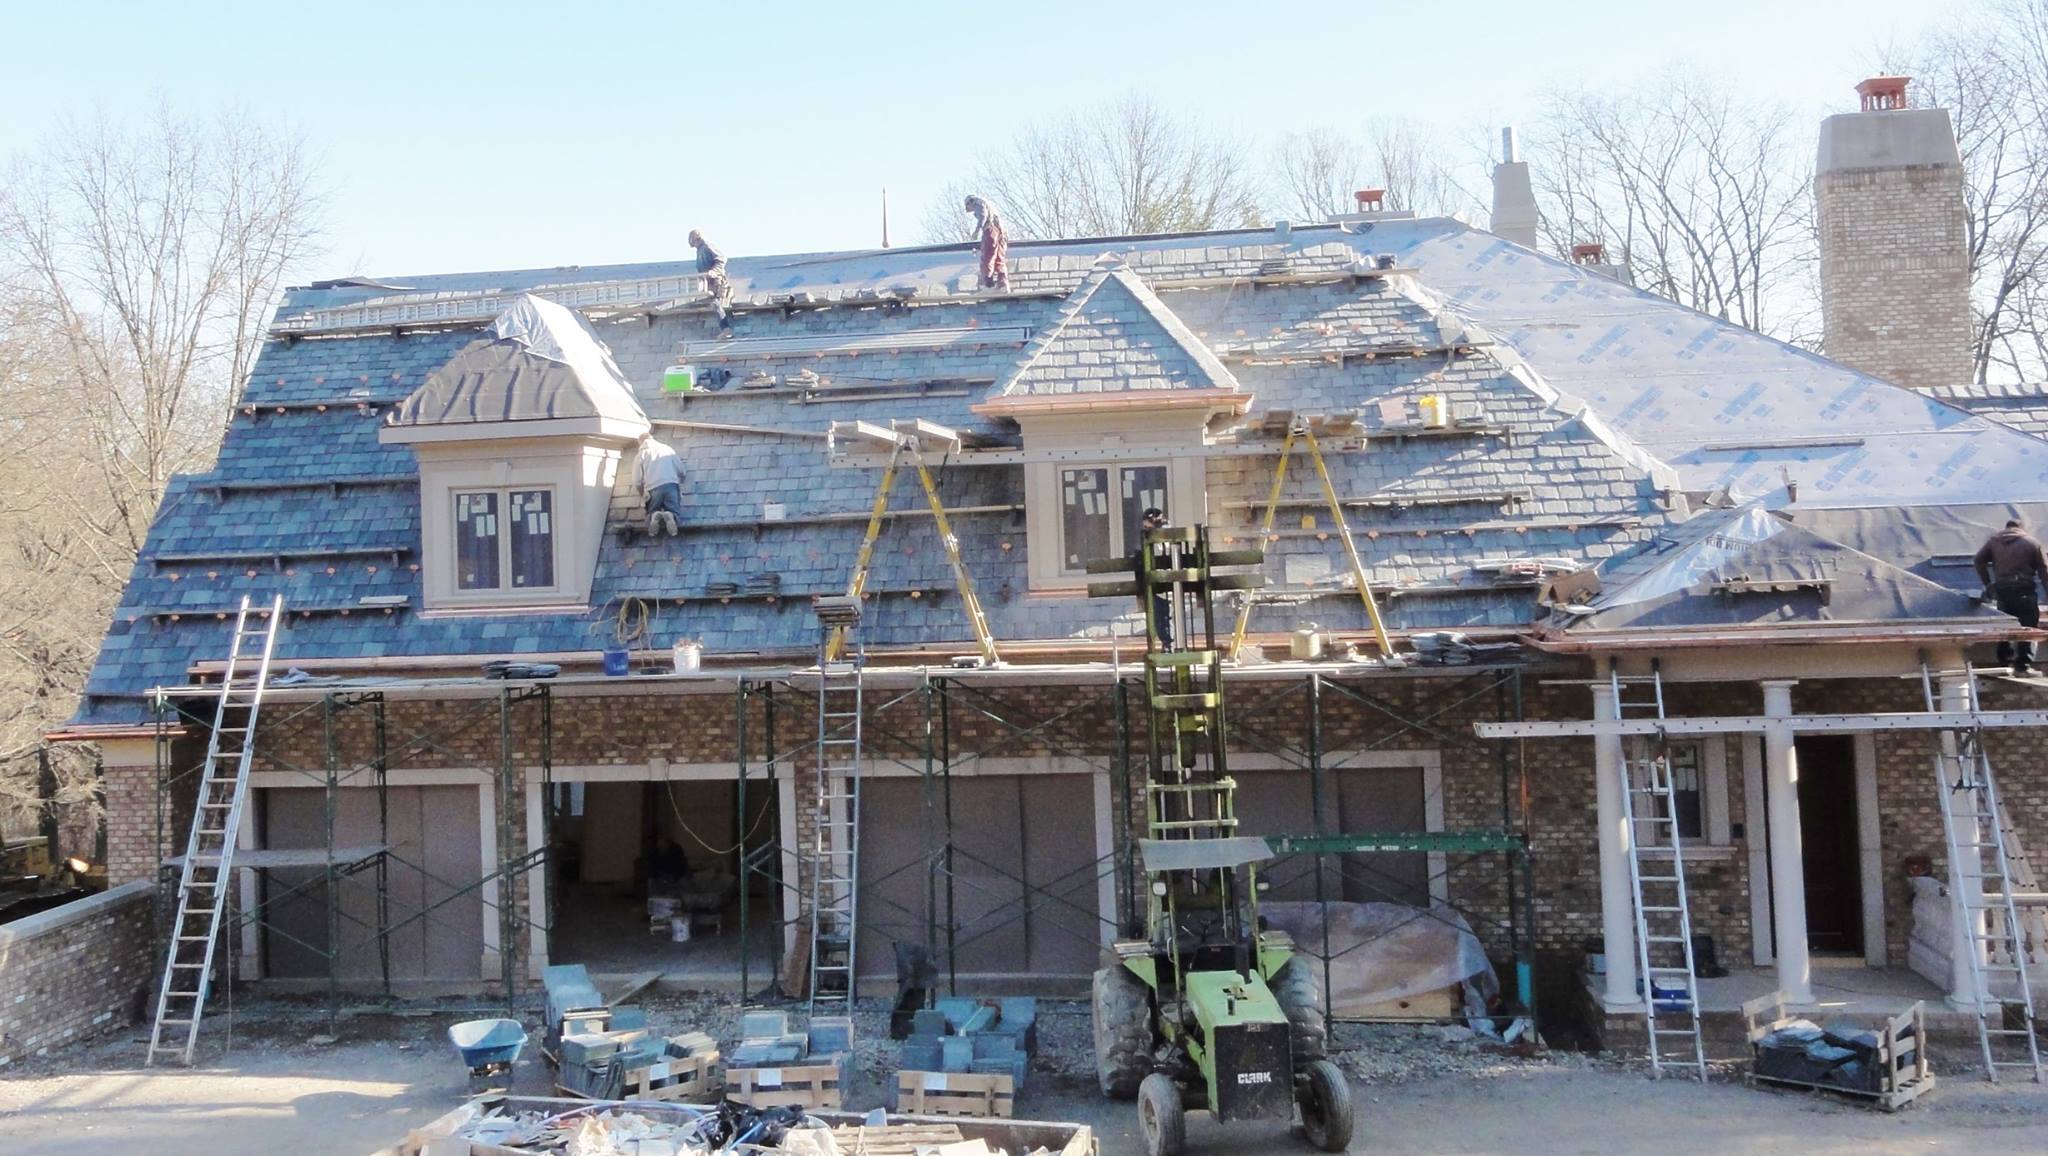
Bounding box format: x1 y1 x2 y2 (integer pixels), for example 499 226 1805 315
1140 837 1276 873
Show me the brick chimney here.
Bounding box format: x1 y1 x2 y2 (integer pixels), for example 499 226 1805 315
1815 76 1971 388
1489 127 1539 248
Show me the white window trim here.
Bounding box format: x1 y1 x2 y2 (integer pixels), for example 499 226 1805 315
452 484 561 599
1624 735 1730 849
1025 454 1205 591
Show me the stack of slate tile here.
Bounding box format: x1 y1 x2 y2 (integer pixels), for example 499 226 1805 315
896 997 1037 1096
723 1010 854 1093
556 1027 666 1098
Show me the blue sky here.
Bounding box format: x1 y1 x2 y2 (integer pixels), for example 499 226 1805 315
0 0 1962 280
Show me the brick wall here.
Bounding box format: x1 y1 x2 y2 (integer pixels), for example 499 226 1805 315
1815 164 1972 389
0 882 155 1065
112 666 2048 989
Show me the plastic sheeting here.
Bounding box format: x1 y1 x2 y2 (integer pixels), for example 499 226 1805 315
390 293 648 428
1575 502 2003 631
1260 900 1498 1023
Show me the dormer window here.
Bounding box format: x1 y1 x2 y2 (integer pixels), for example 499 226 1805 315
455 488 557 591
1059 464 1168 575
380 294 650 613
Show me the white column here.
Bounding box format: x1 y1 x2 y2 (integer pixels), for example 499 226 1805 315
1592 683 1638 1007
1936 673 1984 1008
1761 680 1814 1004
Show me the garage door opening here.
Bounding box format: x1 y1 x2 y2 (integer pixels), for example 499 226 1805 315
550 777 781 980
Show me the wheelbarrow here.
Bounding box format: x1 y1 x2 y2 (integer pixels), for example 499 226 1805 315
448 1018 526 1089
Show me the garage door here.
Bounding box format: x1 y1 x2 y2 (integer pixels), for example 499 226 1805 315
1231 764 1430 907
856 774 1103 984
260 785 485 981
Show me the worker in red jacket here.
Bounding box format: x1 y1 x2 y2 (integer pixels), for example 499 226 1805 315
1974 519 2048 676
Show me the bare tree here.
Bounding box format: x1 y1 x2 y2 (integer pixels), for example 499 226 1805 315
1891 0 2048 381
1270 119 1484 225
0 106 320 832
1271 127 1363 222
1529 74 1817 343
921 97 1265 242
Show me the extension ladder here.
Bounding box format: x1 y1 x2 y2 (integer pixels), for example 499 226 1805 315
146 594 284 1066
1612 659 1708 1081
808 606 865 1017
1921 663 2044 1082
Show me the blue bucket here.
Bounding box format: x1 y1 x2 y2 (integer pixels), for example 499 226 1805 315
602 648 630 676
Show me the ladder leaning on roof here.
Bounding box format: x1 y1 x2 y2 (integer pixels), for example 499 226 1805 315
1226 416 1392 661
1920 661 2044 1082
146 594 285 1067
1612 658 1709 1081
808 595 866 1017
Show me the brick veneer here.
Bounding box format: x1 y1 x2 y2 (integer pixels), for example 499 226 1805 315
98 667 2048 988
0 882 155 1064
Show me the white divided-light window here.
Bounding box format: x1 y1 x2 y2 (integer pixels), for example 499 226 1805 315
1058 463 1168 573
454 487 557 592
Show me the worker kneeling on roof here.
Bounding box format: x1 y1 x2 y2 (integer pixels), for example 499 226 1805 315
637 435 685 538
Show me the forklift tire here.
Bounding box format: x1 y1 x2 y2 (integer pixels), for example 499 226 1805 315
1138 1072 1187 1156
1093 965 1155 1098
1299 1058 1354 1152
1271 954 1329 1061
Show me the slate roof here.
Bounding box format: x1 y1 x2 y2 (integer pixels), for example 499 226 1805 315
70 218 2048 727
988 263 1239 401
1925 381 2048 440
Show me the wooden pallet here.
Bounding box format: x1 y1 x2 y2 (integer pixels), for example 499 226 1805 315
726 1061 843 1110
823 1123 967 1155
895 1070 1015 1117
554 1048 723 1104
1743 992 1935 1111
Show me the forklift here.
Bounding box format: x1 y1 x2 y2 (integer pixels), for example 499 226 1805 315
1087 523 1355 1156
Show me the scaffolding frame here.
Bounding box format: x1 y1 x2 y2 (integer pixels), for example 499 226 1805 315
728 662 1537 1022
148 682 556 1030
141 658 1535 1026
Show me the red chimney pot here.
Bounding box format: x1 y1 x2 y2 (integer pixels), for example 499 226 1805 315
1856 76 1911 111
1354 188 1386 211
1570 242 1606 264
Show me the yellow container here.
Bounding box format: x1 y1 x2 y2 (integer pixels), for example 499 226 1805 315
1418 395 1448 428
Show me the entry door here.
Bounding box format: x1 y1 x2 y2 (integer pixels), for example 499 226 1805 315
1793 735 1863 955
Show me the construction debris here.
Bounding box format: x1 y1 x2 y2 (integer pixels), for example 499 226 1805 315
400 1097 1093 1156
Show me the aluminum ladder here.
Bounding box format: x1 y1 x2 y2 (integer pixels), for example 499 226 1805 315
1611 658 1708 1080
808 596 866 1016
1922 663 2044 1082
146 594 284 1066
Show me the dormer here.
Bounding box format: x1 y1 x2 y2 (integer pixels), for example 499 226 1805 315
974 262 1246 589
381 294 650 611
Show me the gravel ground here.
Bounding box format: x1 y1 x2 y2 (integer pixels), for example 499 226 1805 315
4 995 2048 1155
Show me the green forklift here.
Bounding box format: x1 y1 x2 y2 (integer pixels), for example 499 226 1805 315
1087 523 1355 1156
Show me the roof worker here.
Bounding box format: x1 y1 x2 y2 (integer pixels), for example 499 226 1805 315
1974 518 2048 676
688 229 734 337
963 195 1009 292
636 435 685 538
1136 507 1173 648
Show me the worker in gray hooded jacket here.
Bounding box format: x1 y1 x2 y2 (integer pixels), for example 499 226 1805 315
1974 518 2048 675
636 436 685 537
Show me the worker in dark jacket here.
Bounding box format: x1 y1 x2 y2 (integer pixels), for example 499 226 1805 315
1974 519 2048 675
1135 507 1173 648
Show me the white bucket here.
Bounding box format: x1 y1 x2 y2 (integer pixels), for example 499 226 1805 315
673 641 702 673
670 916 692 943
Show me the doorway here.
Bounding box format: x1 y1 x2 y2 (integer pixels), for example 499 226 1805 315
1793 735 1863 955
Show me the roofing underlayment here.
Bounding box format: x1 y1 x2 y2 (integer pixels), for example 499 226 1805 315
68 218 2048 727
